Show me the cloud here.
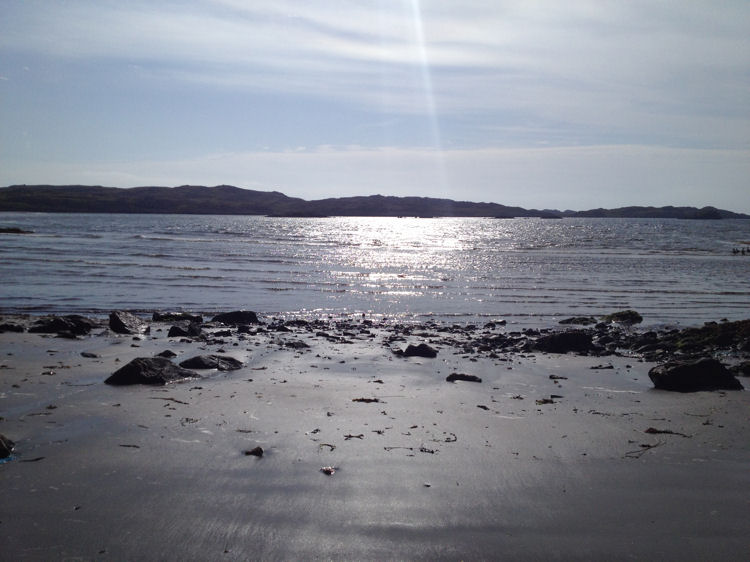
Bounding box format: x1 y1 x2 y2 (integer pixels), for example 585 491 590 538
2 0 748 148
4 145 748 212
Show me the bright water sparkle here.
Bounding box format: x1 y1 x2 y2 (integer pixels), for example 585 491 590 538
1 213 749 328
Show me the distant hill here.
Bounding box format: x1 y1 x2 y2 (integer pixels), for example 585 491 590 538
0 184 555 218
562 205 748 220
0 184 747 219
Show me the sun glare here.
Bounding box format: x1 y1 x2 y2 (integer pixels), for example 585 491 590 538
409 0 448 197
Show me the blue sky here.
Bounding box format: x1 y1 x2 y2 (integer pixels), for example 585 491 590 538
1 1 749 211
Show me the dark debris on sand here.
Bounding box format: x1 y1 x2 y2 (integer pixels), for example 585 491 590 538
5 308 749 392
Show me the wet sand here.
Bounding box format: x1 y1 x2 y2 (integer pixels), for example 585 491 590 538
1 317 749 560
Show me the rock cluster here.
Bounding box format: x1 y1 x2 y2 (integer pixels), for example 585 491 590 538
4 308 748 393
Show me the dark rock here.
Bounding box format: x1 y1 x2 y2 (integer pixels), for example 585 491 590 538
446 373 482 383
664 319 750 355
402 343 438 358
730 361 750 377
237 325 253 334
156 349 177 358
603 310 643 325
153 311 203 323
285 340 310 350
0 227 33 234
0 323 25 333
105 357 198 386
167 321 202 338
212 311 260 325
533 330 594 354
55 331 79 339
109 311 148 335
244 446 263 457
179 354 243 371
648 358 743 392
29 315 98 336
0 434 15 459
559 316 597 325
81 351 99 358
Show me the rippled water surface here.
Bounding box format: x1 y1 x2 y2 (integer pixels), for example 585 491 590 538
1 213 749 327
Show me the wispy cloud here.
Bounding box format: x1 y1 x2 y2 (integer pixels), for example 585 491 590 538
2 1 748 148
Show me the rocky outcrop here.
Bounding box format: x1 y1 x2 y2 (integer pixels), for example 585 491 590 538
648 358 744 392
105 357 198 385
109 311 148 335
0 323 25 333
212 311 260 325
665 320 750 354
179 355 244 371
28 315 98 336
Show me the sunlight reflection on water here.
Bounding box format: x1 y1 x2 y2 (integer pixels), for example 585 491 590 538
1 214 749 327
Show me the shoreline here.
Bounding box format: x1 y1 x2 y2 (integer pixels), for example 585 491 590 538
1 311 749 559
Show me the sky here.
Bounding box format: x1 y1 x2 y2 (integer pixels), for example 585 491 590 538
1 1 749 212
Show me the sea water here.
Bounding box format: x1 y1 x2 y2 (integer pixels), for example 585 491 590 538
1 213 749 327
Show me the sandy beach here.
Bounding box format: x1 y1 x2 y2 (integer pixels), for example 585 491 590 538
1 313 749 560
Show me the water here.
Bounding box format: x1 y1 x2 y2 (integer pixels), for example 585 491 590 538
1 213 749 327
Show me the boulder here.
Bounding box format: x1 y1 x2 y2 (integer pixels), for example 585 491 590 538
109 311 148 335
533 330 594 354
648 358 743 392
28 314 98 336
167 321 202 338
0 434 15 459
105 357 198 386
179 354 244 371
603 310 643 325
153 311 203 323
0 323 25 333
212 311 260 325
402 343 438 358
